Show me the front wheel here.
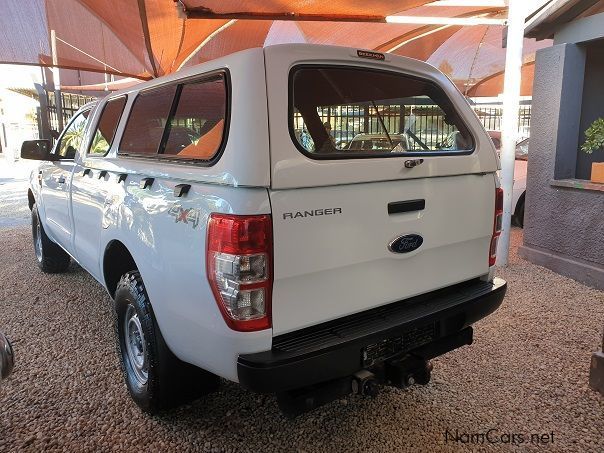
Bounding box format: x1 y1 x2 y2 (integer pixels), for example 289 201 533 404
115 271 219 413
31 204 71 273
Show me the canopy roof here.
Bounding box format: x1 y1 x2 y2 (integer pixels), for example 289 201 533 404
1 0 551 96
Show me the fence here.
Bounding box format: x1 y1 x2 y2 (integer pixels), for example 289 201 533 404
473 105 532 138
47 92 96 134
294 103 532 148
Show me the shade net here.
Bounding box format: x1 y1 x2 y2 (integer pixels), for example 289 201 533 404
0 0 551 96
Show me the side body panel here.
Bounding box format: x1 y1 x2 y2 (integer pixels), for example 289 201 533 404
99 176 272 381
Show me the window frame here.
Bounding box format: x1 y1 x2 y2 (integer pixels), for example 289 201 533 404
52 107 93 161
288 64 476 160
86 95 128 158
117 69 231 167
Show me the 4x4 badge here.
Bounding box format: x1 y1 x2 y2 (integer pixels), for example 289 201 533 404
168 205 201 229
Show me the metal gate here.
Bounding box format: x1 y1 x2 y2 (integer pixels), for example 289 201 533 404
34 84 95 141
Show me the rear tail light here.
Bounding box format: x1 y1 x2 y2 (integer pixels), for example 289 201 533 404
207 214 273 331
489 187 504 266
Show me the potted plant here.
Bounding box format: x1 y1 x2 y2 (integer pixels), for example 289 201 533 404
581 117 604 183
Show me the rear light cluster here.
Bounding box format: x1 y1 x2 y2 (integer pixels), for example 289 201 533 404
207 214 273 331
489 187 504 266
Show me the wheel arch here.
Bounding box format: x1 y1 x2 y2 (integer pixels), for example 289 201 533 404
103 240 138 298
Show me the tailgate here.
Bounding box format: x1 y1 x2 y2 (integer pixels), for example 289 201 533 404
269 174 495 335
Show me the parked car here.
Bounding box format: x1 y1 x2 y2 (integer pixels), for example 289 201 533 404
487 131 528 228
21 44 506 417
347 133 410 151
0 330 14 382
333 130 356 149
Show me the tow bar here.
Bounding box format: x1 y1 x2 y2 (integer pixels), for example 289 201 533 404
276 328 472 417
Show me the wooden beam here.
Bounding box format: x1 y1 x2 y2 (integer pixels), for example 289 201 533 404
183 8 386 23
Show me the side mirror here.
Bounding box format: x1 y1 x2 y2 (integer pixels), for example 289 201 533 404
21 139 54 161
0 331 14 381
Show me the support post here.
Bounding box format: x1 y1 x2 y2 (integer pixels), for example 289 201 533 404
50 29 63 132
496 0 524 266
34 83 51 140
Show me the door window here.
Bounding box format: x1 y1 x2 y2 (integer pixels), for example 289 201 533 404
88 96 127 156
55 109 91 159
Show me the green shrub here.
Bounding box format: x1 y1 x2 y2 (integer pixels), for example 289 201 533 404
582 118 604 154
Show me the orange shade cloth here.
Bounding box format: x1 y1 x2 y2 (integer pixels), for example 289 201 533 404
0 0 551 97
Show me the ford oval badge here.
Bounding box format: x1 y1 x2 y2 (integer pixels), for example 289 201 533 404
389 234 423 254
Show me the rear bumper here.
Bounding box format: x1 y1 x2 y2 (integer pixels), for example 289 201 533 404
237 277 506 393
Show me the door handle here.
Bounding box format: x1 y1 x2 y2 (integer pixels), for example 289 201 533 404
117 173 128 183
83 168 91 177
57 176 66 184
98 170 108 179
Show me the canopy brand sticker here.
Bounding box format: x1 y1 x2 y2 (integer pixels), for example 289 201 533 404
357 50 385 61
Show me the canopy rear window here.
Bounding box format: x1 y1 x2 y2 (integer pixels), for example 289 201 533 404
290 66 473 159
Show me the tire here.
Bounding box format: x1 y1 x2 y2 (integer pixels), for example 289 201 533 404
514 196 525 229
31 204 71 273
114 271 219 413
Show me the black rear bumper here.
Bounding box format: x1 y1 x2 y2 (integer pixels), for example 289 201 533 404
238 277 506 393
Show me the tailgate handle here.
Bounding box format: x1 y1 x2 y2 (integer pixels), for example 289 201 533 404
388 199 425 215
404 159 424 168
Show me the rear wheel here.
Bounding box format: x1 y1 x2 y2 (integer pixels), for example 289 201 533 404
115 271 219 413
31 204 71 273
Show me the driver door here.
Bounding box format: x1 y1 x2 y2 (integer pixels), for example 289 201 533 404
41 109 91 254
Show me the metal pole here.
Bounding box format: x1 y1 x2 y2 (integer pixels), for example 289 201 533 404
34 83 51 140
50 29 63 131
496 0 524 266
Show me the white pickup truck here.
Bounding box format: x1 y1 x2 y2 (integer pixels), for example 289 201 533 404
22 44 506 416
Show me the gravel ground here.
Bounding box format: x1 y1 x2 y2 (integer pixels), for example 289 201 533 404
0 226 602 452
0 157 36 227
0 180 30 228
